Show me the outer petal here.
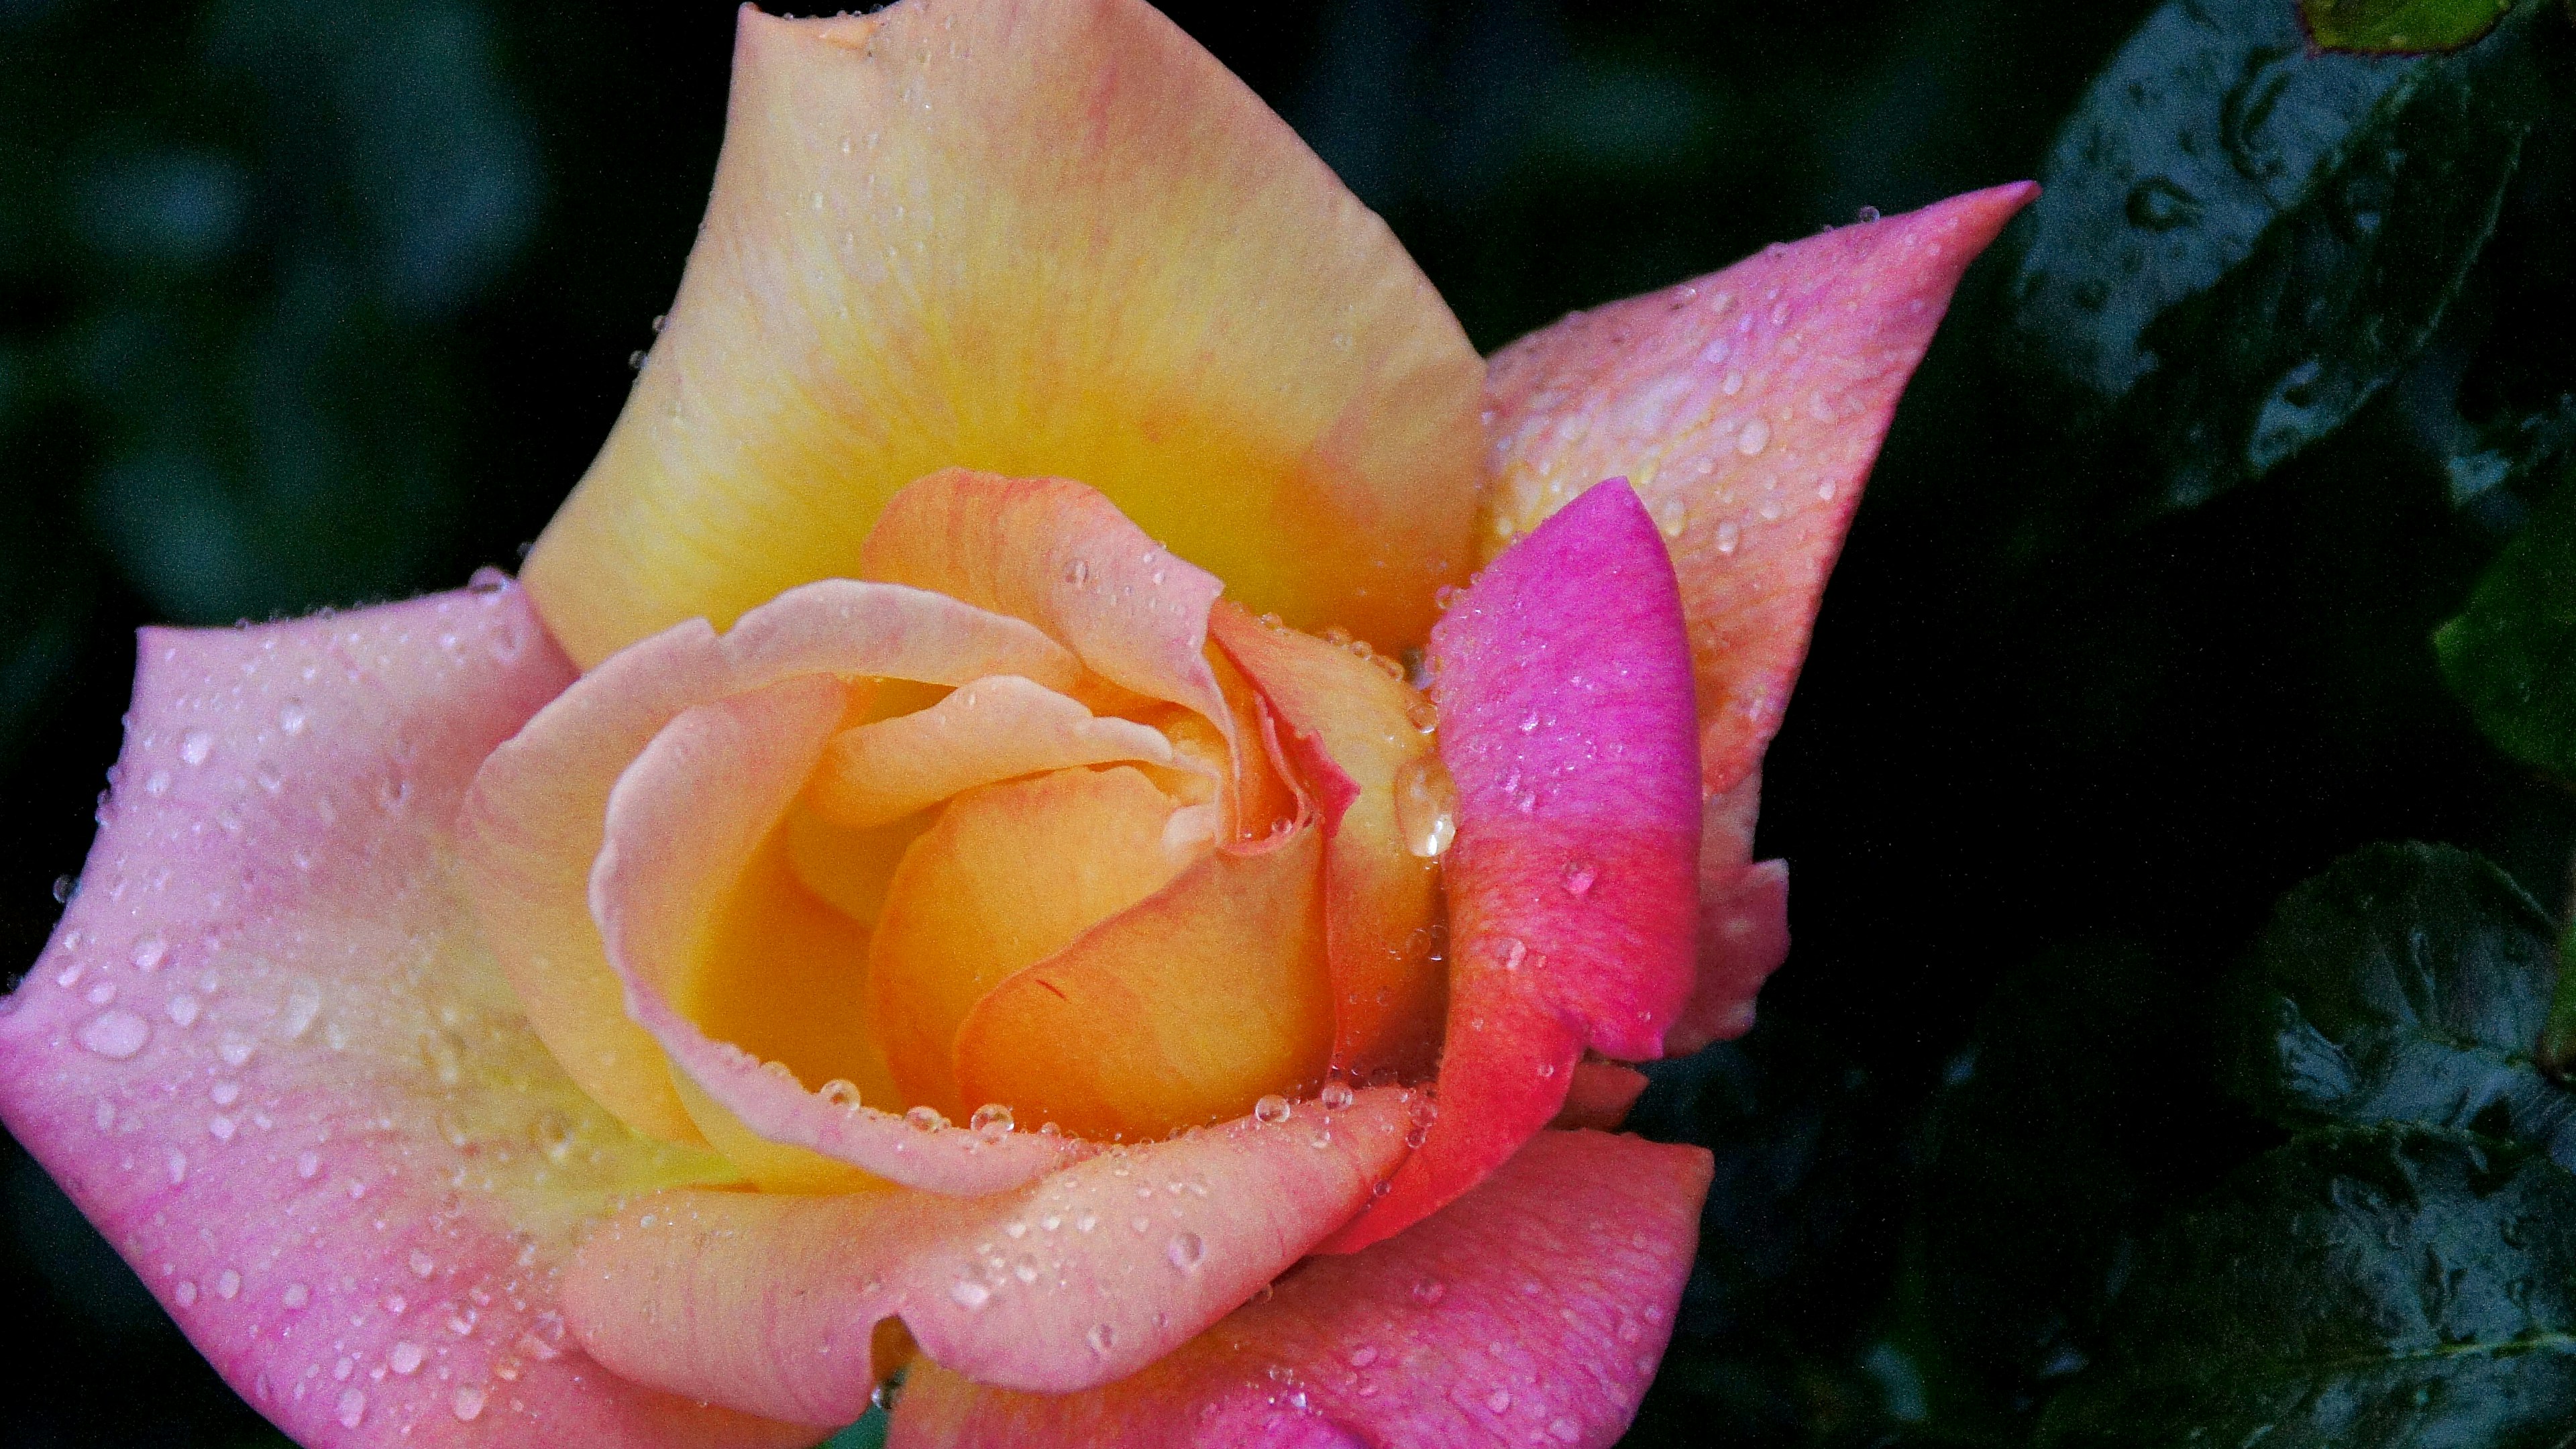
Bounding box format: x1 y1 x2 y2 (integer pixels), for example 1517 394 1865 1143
455 578 1084 1146
592 676 1090 1195
1324 482 1699 1254
562 1087 1419 1426
1480 183 2036 794
889 1130 1713 1449
1210 604 1446 1077
522 0 1484 667
0 586 804 1448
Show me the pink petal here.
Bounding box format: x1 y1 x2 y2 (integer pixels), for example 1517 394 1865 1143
1482 182 2036 796
889 1129 1713 1449
592 672 1090 1195
1324 481 1700 1254
455 578 1089 1155
0 584 807 1448
562 1086 1421 1426
1552 1062 1650 1132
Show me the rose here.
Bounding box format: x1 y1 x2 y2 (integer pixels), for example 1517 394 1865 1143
0 0 2028 1444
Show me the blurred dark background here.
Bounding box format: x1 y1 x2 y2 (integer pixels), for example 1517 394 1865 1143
17 0 2561 1444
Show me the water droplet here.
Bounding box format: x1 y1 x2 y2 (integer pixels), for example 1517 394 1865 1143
1560 860 1597 897
818 1079 862 1109
297 1150 321 1180
1854 205 1882 223
180 731 214 766
1348 1344 1379 1367
1736 419 1771 456
1063 558 1091 587
1253 1094 1293 1126
1721 370 1745 396
411 1249 437 1279
1714 520 1741 555
1087 1322 1118 1356
949 1279 991 1309
870 1379 901 1413
390 1342 425 1375
1167 1232 1205 1272
278 701 307 735
1486 1388 1513 1413
452 1385 487 1421
282 1282 309 1309
282 985 323 1040
906 1105 949 1132
1393 756 1459 859
131 936 168 971
336 1389 366 1429
174 1280 198 1307
969 1102 1014 1140
78 1010 151 1059
1653 497 1688 540
1411 1279 1446 1305
1319 1080 1355 1111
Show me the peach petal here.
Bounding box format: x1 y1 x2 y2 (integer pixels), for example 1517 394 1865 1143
457 578 1085 1145
525 0 1482 667
563 1087 1419 1426
955 824 1335 1141
1210 604 1445 1077
808 674 1179 828
1481 183 2037 796
867 767 1196 1118
1667 857 1790 1057
888 1129 1713 1449
593 676 1089 1195
0 585 806 1448
1324 482 1699 1254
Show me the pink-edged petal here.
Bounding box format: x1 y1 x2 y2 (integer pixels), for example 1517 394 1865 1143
889 1129 1713 1449
808 674 1178 828
592 675 1089 1195
1668 857 1790 1057
1482 183 2036 796
0 585 806 1449
862 470 1232 741
1552 1062 1650 1132
563 1086 1420 1426
1322 480 1699 1255
456 578 1087 1146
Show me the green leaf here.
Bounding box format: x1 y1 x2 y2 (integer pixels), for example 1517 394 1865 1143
2010 0 2553 509
2037 1125 2576 1449
2218 842 2576 1156
2306 0 2524 53
2438 462 2576 777
822 1407 888 1448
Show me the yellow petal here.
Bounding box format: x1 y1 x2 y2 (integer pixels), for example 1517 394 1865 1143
865 766 1197 1118
521 0 1484 668
807 674 1177 828
955 825 1335 1141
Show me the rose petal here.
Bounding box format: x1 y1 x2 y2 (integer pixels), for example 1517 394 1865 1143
955 824 1336 1140
889 1129 1713 1449
0 585 806 1448
1551 1062 1650 1132
868 766 1198 1120
458 578 1085 1146
1667 857 1790 1057
1323 481 1699 1254
563 1087 1419 1425
1210 604 1446 1077
523 0 1483 667
593 676 1091 1195
808 674 1177 828
1481 183 2036 796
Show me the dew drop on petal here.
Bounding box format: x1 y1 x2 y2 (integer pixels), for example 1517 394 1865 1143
1252 1095 1293 1126
180 731 213 766
1166 1232 1205 1273
1737 418 1771 455
1318 1080 1355 1111
1393 757 1458 859
819 1079 862 1110
969 1103 1014 1140
78 1010 150 1059
452 1385 487 1421
906 1105 949 1132
337 1389 366 1430
949 1279 991 1309
1087 1322 1116 1356
390 1342 425 1375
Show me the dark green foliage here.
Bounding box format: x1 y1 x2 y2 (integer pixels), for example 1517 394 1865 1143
2037 1126 2576 1449
2305 0 2522 53
2438 464 2576 778
2218 842 2576 1153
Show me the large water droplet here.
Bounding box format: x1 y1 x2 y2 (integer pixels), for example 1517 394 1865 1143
1393 757 1458 860
906 1105 949 1132
452 1385 488 1421
131 936 168 971
278 701 307 736
1318 1080 1355 1112
819 1079 862 1109
180 731 214 766
969 1102 1014 1140
1253 1094 1293 1126
1086 1322 1117 1356
949 1279 992 1309
390 1341 426 1375
1736 419 1771 456
78 1010 151 1059
336 1389 366 1429
1167 1231 1205 1273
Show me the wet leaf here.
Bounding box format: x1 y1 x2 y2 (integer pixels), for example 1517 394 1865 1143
2038 1124 2576 1449
2438 465 2576 777
2218 842 2576 1157
2010 0 2553 508
2306 0 2523 54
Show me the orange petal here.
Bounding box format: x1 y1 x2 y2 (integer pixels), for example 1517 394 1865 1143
1210 603 1445 1077
0 585 804 1448
807 674 1177 828
586 640 1091 1197
523 0 1483 668
562 1087 1419 1425
1481 184 2037 794
865 766 1196 1119
955 825 1336 1140
457 578 1087 1146
887 1129 1711 1449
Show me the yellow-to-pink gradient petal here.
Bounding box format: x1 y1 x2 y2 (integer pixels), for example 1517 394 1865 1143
954 824 1336 1140
0 585 808 1448
807 675 1177 828
1209 604 1446 1079
521 0 1485 668
1482 184 2037 796
456 579 1089 1147
867 766 1196 1120
886 1130 1713 1449
562 1087 1419 1426
592 674 1091 1195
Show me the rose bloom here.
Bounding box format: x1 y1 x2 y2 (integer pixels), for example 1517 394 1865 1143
0 1 2027 1445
